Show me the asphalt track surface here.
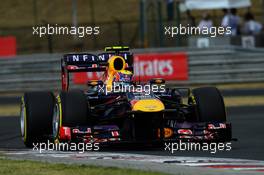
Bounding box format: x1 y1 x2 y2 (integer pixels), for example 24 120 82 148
0 106 263 161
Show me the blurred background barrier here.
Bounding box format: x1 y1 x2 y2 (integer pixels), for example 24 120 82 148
0 46 264 93
1 0 264 54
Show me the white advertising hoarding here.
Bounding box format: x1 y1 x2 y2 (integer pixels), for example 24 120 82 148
185 0 251 10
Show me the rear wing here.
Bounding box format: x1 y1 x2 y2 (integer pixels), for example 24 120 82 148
61 46 133 90
105 46 129 52
62 53 107 72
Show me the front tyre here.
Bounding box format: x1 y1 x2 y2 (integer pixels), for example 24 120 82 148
192 87 226 122
53 90 89 142
21 92 54 147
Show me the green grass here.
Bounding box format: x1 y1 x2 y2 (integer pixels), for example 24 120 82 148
0 158 168 175
0 105 20 117
224 96 264 107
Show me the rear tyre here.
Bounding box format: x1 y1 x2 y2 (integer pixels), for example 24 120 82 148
21 92 54 147
53 90 89 140
192 87 226 122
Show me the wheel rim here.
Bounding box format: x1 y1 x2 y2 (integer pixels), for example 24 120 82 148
52 103 60 139
20 102 25 138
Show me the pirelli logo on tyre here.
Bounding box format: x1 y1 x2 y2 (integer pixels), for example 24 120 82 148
73 52 189 84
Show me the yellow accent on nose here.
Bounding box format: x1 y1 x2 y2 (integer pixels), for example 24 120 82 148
132 99 165 112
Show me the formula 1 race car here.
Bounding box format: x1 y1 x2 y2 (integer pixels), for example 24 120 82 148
20 46 232 147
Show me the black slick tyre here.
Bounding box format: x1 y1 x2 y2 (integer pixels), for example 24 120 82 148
192 87 226 122
21 92 54 147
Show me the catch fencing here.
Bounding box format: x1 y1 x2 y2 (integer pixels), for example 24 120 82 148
0 46 264 93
